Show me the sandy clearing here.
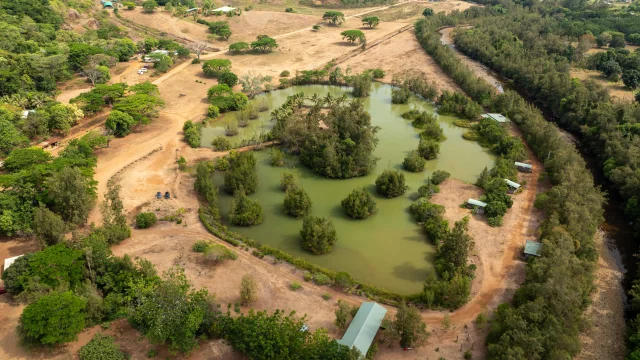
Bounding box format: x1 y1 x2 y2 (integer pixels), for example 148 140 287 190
570 68 635 103
577 230 626 360
340 29 462 93
365 0 475 22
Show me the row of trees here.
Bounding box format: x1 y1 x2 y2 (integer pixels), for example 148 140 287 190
415 8 605 358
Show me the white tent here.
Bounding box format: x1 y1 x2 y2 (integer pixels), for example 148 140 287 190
4 255 24 271
213 6 236 12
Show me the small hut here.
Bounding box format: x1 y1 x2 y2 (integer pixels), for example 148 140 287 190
514 161 533 173
481 113 509 124
524 240 542 259
213 6 236 12
466 199 487 214
504 179 521 194
337 302 387 355
103 1 114 8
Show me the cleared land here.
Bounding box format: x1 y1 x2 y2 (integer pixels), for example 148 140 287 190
365 0 475 22
570 68 635 103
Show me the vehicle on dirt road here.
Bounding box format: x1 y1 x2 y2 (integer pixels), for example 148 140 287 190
156 191 162 199
164 191 170 199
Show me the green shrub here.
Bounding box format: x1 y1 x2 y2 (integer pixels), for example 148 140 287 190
313 273 332 285
370 68 385 79
280 172 297 191
418 182 440 199
19 291 86 346
191 58 201 64
215 156 230 170
283 185 312 218
207 105 220 118
487 216 502 227
212 136 231 151
475 312 487 327
203 243 238 262
79 334 125 360
285 7 294 12
392 86 411 104
224 151 257 195
375 170 409 198
280 70 290 77
300 216 337 255
418 138 440 160
464 351 472 360
334 271 353 289
270 148 285 166
303 271 313 282
409 198 445 223
136 212 157 229
290 281 302 291
430 170 450 185
147 349 157 358
218 71 239 87
341 187 377 219
322 293 332 300
229 191 263 226
192 240 209 252
403 150 426 172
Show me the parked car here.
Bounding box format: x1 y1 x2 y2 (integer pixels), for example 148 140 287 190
156 191 162 199
164 191 170 199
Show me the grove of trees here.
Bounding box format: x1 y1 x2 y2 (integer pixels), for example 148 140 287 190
300 215 338 255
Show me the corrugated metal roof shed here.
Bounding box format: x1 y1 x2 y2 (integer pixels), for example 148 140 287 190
3 255 24 271
213 6 236 12
524 240 542 257
514 161 532 169
505 179 521 189
481 113 509 123
467 199 487 207
337 302 387 355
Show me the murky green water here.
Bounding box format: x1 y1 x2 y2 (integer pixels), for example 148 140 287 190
205 84 495 293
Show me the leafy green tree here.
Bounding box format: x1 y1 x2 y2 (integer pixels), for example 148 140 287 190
409 198 445 223
362 16 380 28
19 291 86 346
183 120 202 148
251 36 278 52
283 185 312 218
1 253 33 295
142 0 158 12
129 268 212 354
112 93 164 125
334 300 351 330
28 244 85 290
105 110 136 137
47 103 83 135
341 187 376 219
46 167 96 225
136 212 157 228
596 32 612 47
351 72 372 97
99 184 131 245
240 273 258 305
32 207 66 246
341 30 366 45
418 182 440 199
430 170 450 185
79 334 125 360
224 151 258 194
418 138 440 160
403 150 426 172
2 147 52 171
375 170 409 198
202 59 231 77
435 217 473 277
218 27 232 40
218 71 238 87
609 34 626 48
422 8 434 16
229 41 249 53
387 302 429 348
300 216 337 255
270 148 284 166
229 191 263 226
0 118 29 156
123 1 135 9
281 172 297 191
211 136 231 151
623 70 640 90
323 11 345 25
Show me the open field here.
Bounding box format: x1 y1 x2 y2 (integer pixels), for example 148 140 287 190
570 68 636 103
0 1 568 359
365 0 475 22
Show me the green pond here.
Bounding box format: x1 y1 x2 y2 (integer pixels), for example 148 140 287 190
202 83 495 293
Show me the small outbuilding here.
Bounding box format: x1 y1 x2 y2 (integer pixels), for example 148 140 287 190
337 302 387 356
467 199 487 214
505 179 521 193
186 7 201 13
481 113 510 124
3 255 24 272
103 1 113 8
514 161 533 173
213 6 236 12
524 240 542 259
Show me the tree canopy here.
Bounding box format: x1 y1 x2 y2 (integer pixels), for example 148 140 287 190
322 11 345 25
300 216 338 255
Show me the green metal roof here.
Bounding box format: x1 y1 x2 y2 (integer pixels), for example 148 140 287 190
337 302 387 355
505 179 521 189
467 198 487 207
103 1 113 6
524 240 542 257
481 113 509 123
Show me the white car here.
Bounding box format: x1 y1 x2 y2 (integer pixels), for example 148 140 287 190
138 68 148 74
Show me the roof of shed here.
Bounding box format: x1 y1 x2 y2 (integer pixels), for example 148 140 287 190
524 240 542 256
467 199 488 207
337 302 387 355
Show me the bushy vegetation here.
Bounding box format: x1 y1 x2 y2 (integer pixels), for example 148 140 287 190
207 83 248 112
135 212 157 229
416 8 605 357
341 187 377 219
341 29 366 45
211 136 231 151
183 120 202 148
375 169 409 198
322 11 345 25
280 172 297 191
403 150 426 172
271 94 379 179
224 151 258 195
430 170 450 185
229 191 263 226
283 185 312 218
300 216 337 255
78 334 125 360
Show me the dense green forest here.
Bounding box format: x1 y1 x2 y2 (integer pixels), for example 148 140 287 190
415 3 608 357
428 0 640 357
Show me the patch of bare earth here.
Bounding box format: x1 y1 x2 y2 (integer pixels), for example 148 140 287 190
340 29 462 93
576 230 626 360
365 0 475 22
570 68 635 103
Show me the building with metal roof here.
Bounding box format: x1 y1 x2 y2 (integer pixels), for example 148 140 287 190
524 240 542 259
481 113 509 123
103 1 113 8
337 302 387 355
514 161 533 173
467 199 487 207
505 179 521 191
213 6 236 12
